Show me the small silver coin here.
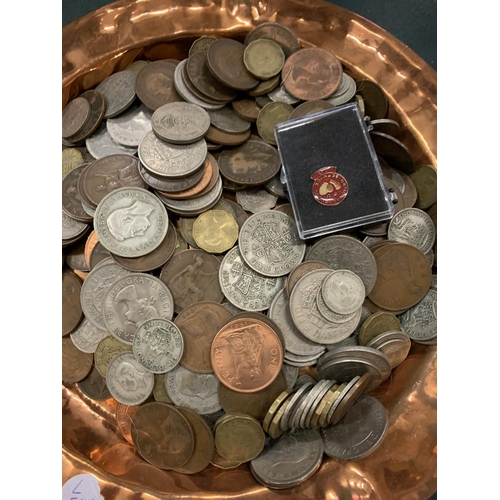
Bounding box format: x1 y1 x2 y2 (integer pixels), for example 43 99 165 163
316 287 358 324
291 381 327 430
96 70 137 119
236 188 278 213
297 379 333 429
62 96 91 139
387 208 436 254
303 379 338 428
325 73 357 106
70 318 110 353
321 270 365 315
398 288 437 342
281 364 299 387
106 101 152 147
86 123 138 159
208 106 251 134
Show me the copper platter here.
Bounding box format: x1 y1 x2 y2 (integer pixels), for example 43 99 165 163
62 1 437 498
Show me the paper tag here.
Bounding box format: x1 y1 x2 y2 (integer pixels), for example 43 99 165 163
62 474 103 500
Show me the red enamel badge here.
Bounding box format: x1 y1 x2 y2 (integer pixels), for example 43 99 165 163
311 166 349 206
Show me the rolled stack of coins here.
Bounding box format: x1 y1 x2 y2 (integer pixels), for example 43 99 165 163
62 20 437 491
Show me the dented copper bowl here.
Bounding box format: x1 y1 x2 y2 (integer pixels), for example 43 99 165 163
62 1 437 498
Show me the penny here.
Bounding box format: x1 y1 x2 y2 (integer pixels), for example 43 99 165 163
257 102 293 145
70 318 109 353
366 330 411 369
387 207 436 254
310 383 340 428
248 75 280 96
236 188 278 213
62 337 93 383
77 365 112 401
398 288 437 342
239 210 306 277
174 301 232 373
62 148 84 177
281 48 342 100
152 102 210 144
355 80 388 120
224 199 248 229
96 70 137 119
286 260 332 297
65 90 106 144
218 140 281 186
289 100 335 120
115 403 140 444
211 317 284 393
62 164 93 223
231 98 260 122
135 60 182 111
370 131 415 174
159 249 223 313
409 165 437 210
106 101 152 147
329 372 371 424
165 364 222 414
208 107 251 134
244 39 285 80
85 124 138 159
62 96 91 139
94 336 133 378
395 169 418 208
218 246 285 312
244 22 301 58
133 318 184 374
62 270 83 336
205 125 251 146
321 270 366 315
131 402 195 469
189 36 218 56
62 211 88 242
268 84 301 105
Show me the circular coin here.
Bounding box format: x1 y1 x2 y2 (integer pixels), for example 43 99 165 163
62 337 93 382
321 270 365 315
65 90 106 144
62 97 91 139
244 22 301 58
106 101 152 147
62 270 83 336
355 80 388 120
244 39 285 80
388 207 436 254
257 102 293 145
193 209 239 253
96 70 137 119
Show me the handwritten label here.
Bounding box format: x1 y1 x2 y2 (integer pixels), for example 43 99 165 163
62 474 103 500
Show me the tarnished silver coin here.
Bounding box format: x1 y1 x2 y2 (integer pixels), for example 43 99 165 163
103 273 174 344
94 187 168 258
268 84 300 105
284 350 324 367
96 70 137 119
366 330 411 369
321 394 388 460
290 382 323 430
281 364 299 387
70 318 109 353
165 364 222 414
306 235 378 295
62 96 91 139
86 123 137 159
152 102 210 144
236 188 278 213
106 102 152 147
316 287 357 324
318 357 383 392
398 288 437 342
326 334 359 352
133 317 184 373
106 352 154 404
387 207 436 254
295 380 332 429
321 270 365 315
239 211 306 277
264 172 287 198
280 382 313 432
208 107 251 134
219 246 286 312
325 73 357 106
62 211 88 241
138 131 207 178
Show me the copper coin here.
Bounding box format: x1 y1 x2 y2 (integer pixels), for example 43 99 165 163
174 301 232 373
180 60 229 105
65 90 106 144
62 164 93 223
218 140 281 185
286 260 332 297
139 161 205 194
62 337 93 382
232 98 260 122
223 199 248 229
281 48 342 101
355 80 388 120
131 402 195 469
368 242 431 311
62 270 83 336
116 403 140 444
135 60 182 111
205 126 251 146
83 230 98 268
62 96 91 139
370 131 415 174
211 317 284 393
289 100 335 120
244 22 301 58
159 249 223 314
206 39 259 91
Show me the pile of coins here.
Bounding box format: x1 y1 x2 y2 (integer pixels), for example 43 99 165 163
62 20 437 491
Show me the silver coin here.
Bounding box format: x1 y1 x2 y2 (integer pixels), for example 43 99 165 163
62 211 88 240
208 106 251 134
325 74 356 106
387 207 436 254
354 306 372 334
86 123 138 159
106 352 154 404
132 318 184 373
371 118 400 136
284 351 324 367
281 364 299 387
318 357 383 392
425 247 435 267
291 381 326 430
138 131 207 178
280 382 313 431
321 270 365 315
298 379 333 429
81 200 96 217
326 334 359 352
264 172 287 198
362 235 386 248
102 273 175 344
269 289 325 356
294 375 316 388
70 318 110 353
306 235 378 295
165 364 222 414
325 375 361 424
96 70 137 119
431 274 437 288
106 101 152 147
219 246 286 312
62 96 91 139
321 394 388 460
221 302 245 315
303 379 338 429
152 102 210 144
94 187 168 258
268 84 300 104
316 287 357 323
236 188 278 213
80 259 132 330
366 330 411 369
239 210 306 277
77 365 111 401
398 288 437 341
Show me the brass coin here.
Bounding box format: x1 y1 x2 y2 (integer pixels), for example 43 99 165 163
153 373 173 403
355 79 388 120
232 98 260 122
131 402 195 469
94 336 133 378
189 36 218 57
318 382 347 427
62 148 83 178
409 165 437 210
330 372 371 424
193 209 239 253
257 102 293 145
248 75 280 97
289 100 335 120
211 449 242 469
310 383 339 428
62 337 93 383
262 388 294 432
359 311 401 346
205 125 251 146
267 397 293 438
243 39 285 80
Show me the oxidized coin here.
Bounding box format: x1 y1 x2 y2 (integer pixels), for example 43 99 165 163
398 288 437 342
189 36 218 56
192 210 239 254
281 48 342 100
219 246 286 312
239 210 306 277
94 336 132 378
131 402 195 469
211 317 284 393
232 98 260 122
244 22 301 58
321 394 388 460
62 164 93 223
94 187 168 258
236 188 278 213
65 90 106 144
218 140 281 186
62 97 91 139
289 100 335 120
409 165 437 210
77 365 111 401
165 364 222 414
249 75 280 96
359 311 401 346
106 352 154 404
62 337 93 382
257 102 293 145
355 80 388 120
321 270 365 315
388 207 436 254
96 70 137 119
106 101 152 147
133 318 184 373
153 373 172 403
139 161 206 193
62 211 88 242
70 318 109 353
62 270 83 336
152 102 210 144
243 39 285 79
85 124 136 160
208 107 251 134
103 273 174 344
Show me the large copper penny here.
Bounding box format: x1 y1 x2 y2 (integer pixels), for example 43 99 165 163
62 270 83 336
131 402 195 469
368 242 431 311
210 317 284 393
281 48 342 101
174 301 233 373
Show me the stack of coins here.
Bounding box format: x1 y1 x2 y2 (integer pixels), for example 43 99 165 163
62 20 437 491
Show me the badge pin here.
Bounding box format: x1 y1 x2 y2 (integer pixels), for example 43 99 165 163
311 166 349 206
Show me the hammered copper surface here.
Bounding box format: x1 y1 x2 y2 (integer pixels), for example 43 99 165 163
63 0 436 497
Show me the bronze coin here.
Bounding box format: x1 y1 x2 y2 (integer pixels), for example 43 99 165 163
218 140 281 185
281 48 342 101
65 239 90 272
115 403 140 444
244 22 301 58
89 241 111 270
131 402 195 469
76 162 97 210
368 242 431 311
180 59 230 105
274 203 295 219
84 230 98 269
110 220 177 272
286 260 332 297
223 199 248 229
139 161 205 194
62 164 94 223
135 60 182 111
77 365 111 401
159 249 224 313
205 125 251 146
65 90 106 144
62 270 83 336
370 131 415 174
62 96 91 139
289 100 335 120
330 372 371 424
231 98 260 122
206 39 259 91
62 337 93 382
356 80 388 120
174 301 232 373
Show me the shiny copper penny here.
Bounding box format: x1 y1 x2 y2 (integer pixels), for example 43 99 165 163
174 301 233 373
211 317 284 393
131 402 195 469
62 270 83 336
83 231 98 269
62 337 93 382
281 48 342 101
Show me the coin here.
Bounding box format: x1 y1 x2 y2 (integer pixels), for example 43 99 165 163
244 22 301 58
398 288 437 342
248 75 280 96
115 403 140 443
325 73 357 106
62 148 84 178
355 80 388 120
370 131 415 174
62 211 88 242
231 98 260 122
62 337 93 382
106 101 152 147
321 270 365 315
139 161 206 194
286 260 332 297
257 102 293 145
268 84 301 105
387 207 436 254
70 318 109 353
62 164 93 223
409 165 437 210
366 330 411 368
279 381 314 432
62 270 83 336
152 373 172 403
316 289 358 324
359 311 401 346
65 238 89 272
193 209 238 253
236 188 278 213
77 365 111 401
371 118 400 136
244 39 285 80
94 336 132 378
205 125 251 146
62 96 91 139
329 372 371 424
224 199 248 229
208 107 251 134
289 100 335 120
96 70 137 119
189 36 217 56
65 90 106 144
85 124 137 160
